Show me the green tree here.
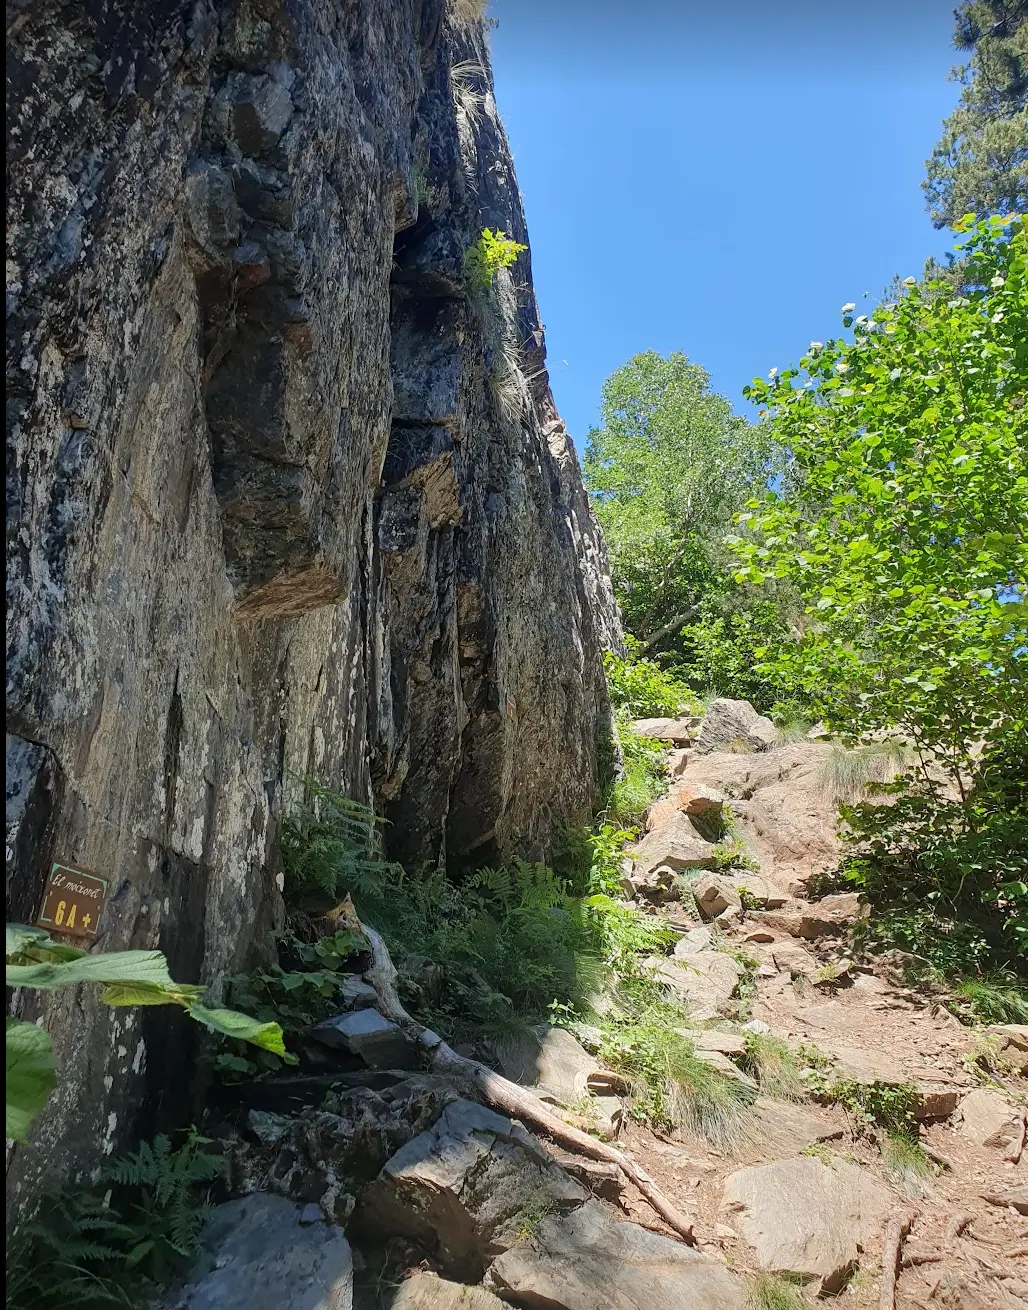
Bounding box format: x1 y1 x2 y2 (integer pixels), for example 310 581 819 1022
583 351 773 656
734 214 1027 795
924 0 1028 228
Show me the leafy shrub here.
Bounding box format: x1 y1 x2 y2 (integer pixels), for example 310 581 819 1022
465 227 527 292
837 746 1028 980
603 641 694 717
5 926 284 1141
603 714 666 826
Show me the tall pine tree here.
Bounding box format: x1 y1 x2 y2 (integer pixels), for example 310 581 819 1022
924 0 1027 227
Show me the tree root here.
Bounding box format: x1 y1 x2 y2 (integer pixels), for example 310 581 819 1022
880 1208 918 1310
359 919 697 1243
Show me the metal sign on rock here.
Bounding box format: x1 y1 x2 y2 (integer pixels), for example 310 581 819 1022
37 862 109 939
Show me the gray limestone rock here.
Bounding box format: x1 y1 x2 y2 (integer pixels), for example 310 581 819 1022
694 701 779 755
153 1193 352 1310
358 1100 589 1281
485 1200 747 1310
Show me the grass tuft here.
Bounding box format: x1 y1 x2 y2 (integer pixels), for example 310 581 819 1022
813 740 910 803
742 1031 805 1101
746 1271 810 1310
881 1132 934 1199
950 974 1028 1025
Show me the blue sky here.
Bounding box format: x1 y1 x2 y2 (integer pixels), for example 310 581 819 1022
488 0 964 444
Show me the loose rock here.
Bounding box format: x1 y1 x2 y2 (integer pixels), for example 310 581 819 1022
388 1272 508 1309
721 1155 892 1293
485 1199 747 1310
312 1010 417 1069
632 816 718 879
358 1100 589 1281
955 1088 1022 1149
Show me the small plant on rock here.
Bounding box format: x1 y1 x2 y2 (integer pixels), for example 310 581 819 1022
465 227 527 292
746 1271 811 1310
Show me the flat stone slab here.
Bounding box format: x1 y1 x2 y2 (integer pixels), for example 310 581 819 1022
646 953 743 1022
722 1155 892 1294
485 1199 746 1310
312 1009 417 1069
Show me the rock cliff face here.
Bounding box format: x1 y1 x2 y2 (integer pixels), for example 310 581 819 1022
5 0 619 1200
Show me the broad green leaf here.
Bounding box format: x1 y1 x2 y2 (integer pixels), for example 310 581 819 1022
101 979 207 1007
6 1017 56 1141
186 1003 288 1054
6 948 177 992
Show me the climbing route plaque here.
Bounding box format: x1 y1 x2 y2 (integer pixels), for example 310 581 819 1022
36 862 109 939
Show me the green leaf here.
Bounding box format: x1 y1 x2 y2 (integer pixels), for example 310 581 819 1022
6 948 178 992
186 1004 288 1054
6 1017 56 1141
101 979 207 1007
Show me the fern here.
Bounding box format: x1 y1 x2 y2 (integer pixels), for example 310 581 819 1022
103 1128 223 1286
6 1194 134 1310
280 782 397 907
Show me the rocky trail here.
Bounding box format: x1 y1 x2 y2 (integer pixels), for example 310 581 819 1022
159 701 1025 1310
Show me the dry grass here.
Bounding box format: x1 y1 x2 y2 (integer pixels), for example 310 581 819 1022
813 740 910 802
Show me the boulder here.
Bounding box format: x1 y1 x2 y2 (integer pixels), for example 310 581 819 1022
312 1009 417 1069
631 815 718 878
485 1199 747 1310
153 1193 352 1310
673 926 715 959
693 1031 748 1058
745 1099 845 1155
983 1024 1028 1075
694 700 778 756
668 749 693 778
631 717 697 745
647 783 727 833
721 1156 892 1293
645 953 743 1022
233 1078 460 1221
358 1100 589 1281
955 1088 1022 1149
692 874 742 920
494 1026 604 1105
388 1273 508 1309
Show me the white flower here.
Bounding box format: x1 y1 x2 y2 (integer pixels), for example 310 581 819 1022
768 367 778 378
809 341 823 352
902 277 916 286
835 361 849 373
841 302 855 313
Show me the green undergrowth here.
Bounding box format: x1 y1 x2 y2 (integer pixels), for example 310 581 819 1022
745 1271 811 1310
251 776 768 1146
594 979 755 1148
881 1132 935 1198
6 1129 222 1310
603 712 666 827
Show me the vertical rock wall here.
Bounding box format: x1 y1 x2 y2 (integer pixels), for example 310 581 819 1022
5 0 620 1202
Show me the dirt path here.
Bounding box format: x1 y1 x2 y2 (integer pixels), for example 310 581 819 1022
604 724 1028 1308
